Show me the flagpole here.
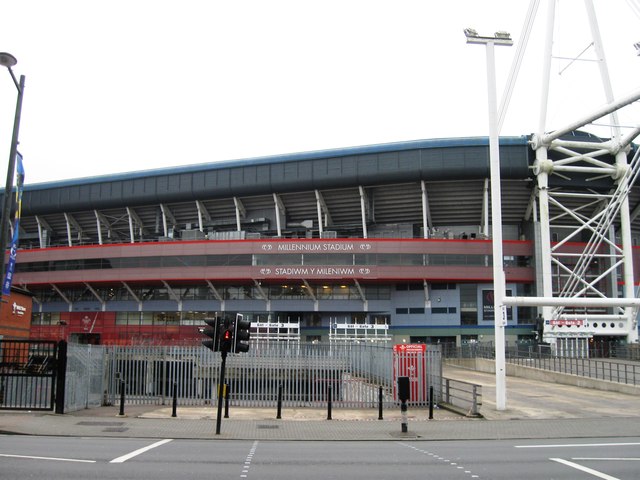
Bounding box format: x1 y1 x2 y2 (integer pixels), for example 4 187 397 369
0 52 25 308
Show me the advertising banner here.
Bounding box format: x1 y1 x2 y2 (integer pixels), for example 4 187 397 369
481 289 513 322
2 154 24 296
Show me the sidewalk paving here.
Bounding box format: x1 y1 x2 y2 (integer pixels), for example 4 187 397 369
2 366 640 441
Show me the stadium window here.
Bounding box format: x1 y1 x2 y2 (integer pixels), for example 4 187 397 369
431 283 455 290
431 307 448 314
395 308 408 314
409 307 425 314
115 312 129 325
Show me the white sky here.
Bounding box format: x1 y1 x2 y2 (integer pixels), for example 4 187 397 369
0 0 639 185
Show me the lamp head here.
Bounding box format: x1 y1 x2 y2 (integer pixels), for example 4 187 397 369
464 28 479 38
0 52 17 68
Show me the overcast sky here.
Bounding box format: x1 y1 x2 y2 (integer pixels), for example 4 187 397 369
1 0 639 185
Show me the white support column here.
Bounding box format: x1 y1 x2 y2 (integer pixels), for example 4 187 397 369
537 0 556 134
273 193 285 238
354 279 368 311
95 211 103 245
206 280 225 312
423 280 430 310
233 197 245 232
122 281 142 311
615 150 638 342
314 190 332 236
159 204 176 238
94 210 113 245
465 27 513 411
359 186 368 239
84 282 106 312
64 213 81 247
421 180 430 238
486 39 508 411
534 152 554 325
51 283 72 312
254 279 270 312
126 206 143 244
481 178 490 238
196 200 211 232
315 190 324 237
162 280 182 312
302 279 318 311
35 215 51 248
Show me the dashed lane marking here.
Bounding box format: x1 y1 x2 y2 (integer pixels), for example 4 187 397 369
398 442 480 479
241 440 259 478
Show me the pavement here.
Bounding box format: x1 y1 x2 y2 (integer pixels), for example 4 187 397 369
2 365 640 441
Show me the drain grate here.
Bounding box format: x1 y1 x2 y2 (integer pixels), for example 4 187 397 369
257 424 280 430
76 421 125 427
103 427 129 433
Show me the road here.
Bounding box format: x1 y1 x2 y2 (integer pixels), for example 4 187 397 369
1 435 639 479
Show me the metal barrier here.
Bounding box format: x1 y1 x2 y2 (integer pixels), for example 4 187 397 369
0 340 59 410
507 355 640 386
64 343 105 412
104 342 442 408
439 376 482 417
444 344 640 386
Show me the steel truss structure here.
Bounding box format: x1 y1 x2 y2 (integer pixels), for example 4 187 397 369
505 0 640 352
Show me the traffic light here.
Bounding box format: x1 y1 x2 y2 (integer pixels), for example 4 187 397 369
201 317 221 352
233 313 251 353
220 321 234 354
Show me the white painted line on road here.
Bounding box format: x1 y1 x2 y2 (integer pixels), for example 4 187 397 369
573 457 640 461
109 439 173 464
516 442 640 449
550 458 620 480
0 453 96 463
241 440 258 478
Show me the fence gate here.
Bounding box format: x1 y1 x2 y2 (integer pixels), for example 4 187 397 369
0 340 60 411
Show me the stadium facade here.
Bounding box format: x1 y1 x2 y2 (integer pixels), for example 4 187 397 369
6 134 640 352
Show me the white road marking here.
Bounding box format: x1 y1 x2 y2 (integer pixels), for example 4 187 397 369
0 453 95 463
241 440 258 478
109 439 173 463
573 458 640 461
516 442 640 449
550 458 620 480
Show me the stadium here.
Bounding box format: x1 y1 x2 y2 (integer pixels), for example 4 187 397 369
1 131 637 355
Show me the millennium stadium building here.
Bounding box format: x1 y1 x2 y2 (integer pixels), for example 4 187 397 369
6 133 640 353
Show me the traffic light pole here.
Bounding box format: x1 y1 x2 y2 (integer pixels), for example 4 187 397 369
215 351 227 435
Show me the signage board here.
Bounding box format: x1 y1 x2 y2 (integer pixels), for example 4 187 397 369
548 319 585 326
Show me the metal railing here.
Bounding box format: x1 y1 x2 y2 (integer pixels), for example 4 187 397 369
103 342 443 409
439 376 482 417
443 343 640 386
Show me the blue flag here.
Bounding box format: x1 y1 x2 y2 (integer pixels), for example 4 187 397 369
3 153 24 296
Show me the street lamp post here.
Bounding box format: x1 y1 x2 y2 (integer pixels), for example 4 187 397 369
464 29 513 411
0 52 25 307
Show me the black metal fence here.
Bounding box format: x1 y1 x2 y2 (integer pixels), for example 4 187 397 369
0 340 62 410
